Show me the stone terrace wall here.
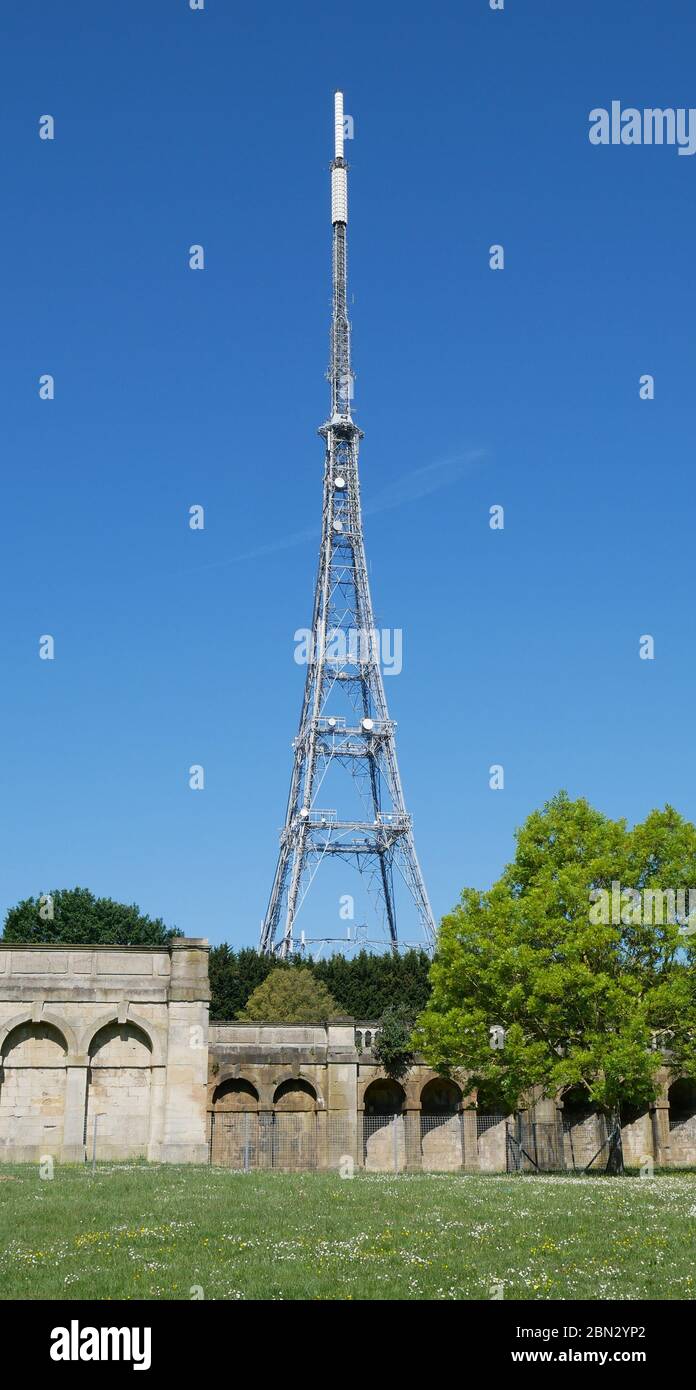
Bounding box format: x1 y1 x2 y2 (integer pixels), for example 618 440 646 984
208 1024 696 1172
1 945 694 1173
0 939 210 1164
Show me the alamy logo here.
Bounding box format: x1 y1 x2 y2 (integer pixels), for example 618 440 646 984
590 881 696 933
50 1320 151 1370
294 623 402 676
589 102 696 155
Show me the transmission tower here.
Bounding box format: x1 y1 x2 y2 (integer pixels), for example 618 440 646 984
260 92 436 958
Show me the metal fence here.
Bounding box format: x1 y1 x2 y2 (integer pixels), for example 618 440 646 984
208 1109 590 1174
210 1111 413 1173
504 1115 559 1172
209 1110 514 1173
562 1113 611 1172
207 1105 693 1175
209 1111 359 1173
476 1113 507 1137
421 1112 460 1138
363 1112 406 1171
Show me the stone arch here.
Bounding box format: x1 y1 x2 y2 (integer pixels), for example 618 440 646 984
212 1078 259 1111
80 1010 164 1066
269 1079 319 1171
0 1010 77 1060
272 1074 324 1109
1 1019 68 1065
362 1079 406 1171
363 1078 405 1114
420 1077 463 1172
667 1078 696 1161
273 1078 318 1111
211 1065 270 1107
0 1020 69 1158
88 1020 153 1065
85 1020 154 1159
561 1085 605 1170
668 1077 696 1126
420 1077 462 1113
474 1081 510 1116
561 1084 598 1123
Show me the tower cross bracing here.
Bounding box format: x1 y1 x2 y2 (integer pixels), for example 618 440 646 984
260 92 436 958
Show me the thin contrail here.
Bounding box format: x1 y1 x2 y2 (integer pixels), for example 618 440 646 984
182 448 486 572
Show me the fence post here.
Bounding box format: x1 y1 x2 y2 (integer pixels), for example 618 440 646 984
243 1111 250 1173
316 1107 328 1169
404 1107 421 1172
462 1109 477 1171
91 1113 100 1174
393 1113 399 1172
257 1110 274 1169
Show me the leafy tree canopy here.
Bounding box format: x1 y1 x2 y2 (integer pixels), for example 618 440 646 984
238 968 344 1023
2 887 178 947
312 949 431 1018
209 945 276 1020
208 946 431 1022
415 793 696 1121
372 1004 416 1081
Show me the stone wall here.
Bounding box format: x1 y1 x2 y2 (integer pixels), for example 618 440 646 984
0 939 210 1164
207 1022 359 1170
208 1025 696 1173
1 943 694 1172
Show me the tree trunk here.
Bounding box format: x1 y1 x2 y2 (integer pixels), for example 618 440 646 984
605 1109 624 1174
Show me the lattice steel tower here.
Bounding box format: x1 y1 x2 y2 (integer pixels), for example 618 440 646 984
260 92 436 958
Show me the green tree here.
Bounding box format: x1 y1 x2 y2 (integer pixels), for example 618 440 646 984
207 946 432 1021
372 1004 416 1081
208 945 277 1020
313 949 431 1017
238 968 344 1023
415 793 696 1172
2 886 178 946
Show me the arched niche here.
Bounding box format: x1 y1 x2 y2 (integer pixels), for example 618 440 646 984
273 1078 317 1112
668 1077 696 1128
561 1085 605 1170
362 1079 406 1171
667 1079 696 1161
363 1078 405 1115
1 1020 68 1066
85 1022 153 1160
474 1081 510 1117
269 1079 319 1171
420 1077 462 1114
420 1077 463 1172
0 1022 68 1155
562 1085 597 1123
473 1083 510 1174
88 1021 153 1067
212 1078 259 1111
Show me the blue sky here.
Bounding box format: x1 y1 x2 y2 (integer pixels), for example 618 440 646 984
2 0 695 947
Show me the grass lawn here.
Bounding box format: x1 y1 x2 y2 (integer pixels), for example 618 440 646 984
0 1164 694 1300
